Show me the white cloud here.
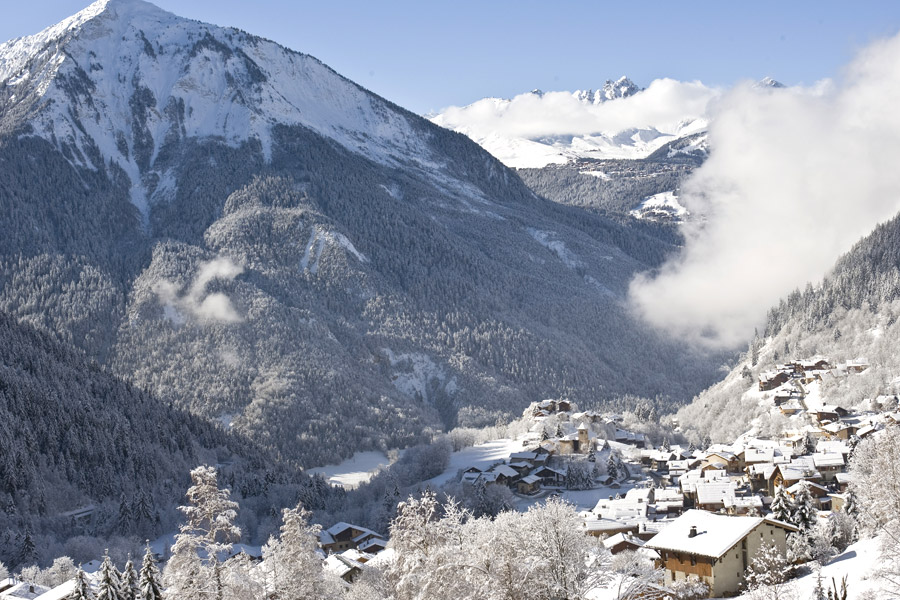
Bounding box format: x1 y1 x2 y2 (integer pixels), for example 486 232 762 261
629 33 900 348
433 78 718 139
154 257 244 324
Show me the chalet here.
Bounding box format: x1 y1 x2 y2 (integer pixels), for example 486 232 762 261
340 548 375 564
844 359 869 373
786 480 831 511
759 370 790 391
516 474 542 495
653 487 686 517
769 463 822 497
320 522 386 555
812 453 846 482
532 398 573 416
740 447 775 466
829 493 849 512
667 458 701 479
649 451 679 472
488 464 520 486
0 582 51 599
724 494 764 516
533 466 567 487
810 406 841 424
779 402 804 416
822 422 858 440
358 537 387 554
835 472 852 493
645 510 798 597
603 532 645 555
593 494 651 521
797 358 832 372
324 554 364 583
856 423 878 438
747 463 778 494
508 461 534 476
702 451 740 473
583 518 639 538
695 482 735 512
509 451 542 466
615 429 646 447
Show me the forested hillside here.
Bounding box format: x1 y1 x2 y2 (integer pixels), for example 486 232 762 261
676 211 900 443
0 0 723 470
0 310 343 569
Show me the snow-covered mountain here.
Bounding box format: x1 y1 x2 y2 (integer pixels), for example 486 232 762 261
430 77 716 168
0 0 723 467
0 0 442 220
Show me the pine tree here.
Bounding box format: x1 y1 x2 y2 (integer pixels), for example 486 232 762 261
770 485 795 524
96 551 123 600
843 490 858 520
138 546 163 600
607 456 618 481
121 559 139 600
802 432 817 455
792 481 817 531
18 530 36 569
69 568 97 600
115 495 133 536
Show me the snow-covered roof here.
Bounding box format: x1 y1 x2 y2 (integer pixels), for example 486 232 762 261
2 583 51 600
787 481 829 494
645 510 797 559
358 538 387 553
509 452 538 462
602 532 644 550
520 474 541 484
340 548 374 563
742 448 775 463
696 482 735 505
32 580 75 600
491 465 519 478
812 453 845 468
324 554 362 578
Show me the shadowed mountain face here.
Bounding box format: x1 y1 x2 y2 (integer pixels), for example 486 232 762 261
0 0 721 466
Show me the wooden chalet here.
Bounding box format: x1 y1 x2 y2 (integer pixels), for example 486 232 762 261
646 510 798 597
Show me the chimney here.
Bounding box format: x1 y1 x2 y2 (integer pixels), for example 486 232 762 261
688 526 697 538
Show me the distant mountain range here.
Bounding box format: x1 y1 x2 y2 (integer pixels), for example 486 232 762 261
0 0 723 468
430 77 713 169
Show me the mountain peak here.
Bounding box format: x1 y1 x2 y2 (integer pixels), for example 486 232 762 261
572 76 641 105
755 76 786 89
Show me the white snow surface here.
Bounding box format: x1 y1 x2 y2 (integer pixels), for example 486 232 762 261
425 438 524 487
299 225 367 274
0 0 440 216
381 349 455 402
527 228 582 269
306 450 395 489
630 190 690 221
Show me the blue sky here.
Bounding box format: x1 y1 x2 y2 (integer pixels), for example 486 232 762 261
3 0 900 114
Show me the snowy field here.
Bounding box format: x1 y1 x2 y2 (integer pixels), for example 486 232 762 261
307 450 395 489
425 438 525 487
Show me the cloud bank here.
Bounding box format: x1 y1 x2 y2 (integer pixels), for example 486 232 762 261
629 33 900 348
433 78 718 139
155 257 244 324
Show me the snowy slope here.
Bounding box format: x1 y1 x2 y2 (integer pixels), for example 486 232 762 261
0 0 436 217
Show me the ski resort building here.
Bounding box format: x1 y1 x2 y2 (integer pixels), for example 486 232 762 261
646 510 798 597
